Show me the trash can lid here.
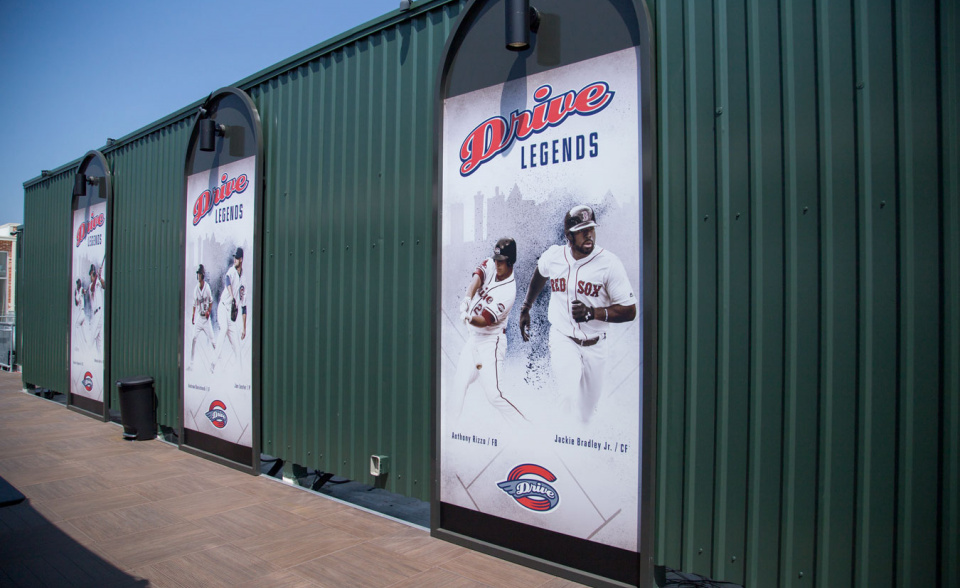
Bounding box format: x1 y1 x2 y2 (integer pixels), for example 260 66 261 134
116 376 154 387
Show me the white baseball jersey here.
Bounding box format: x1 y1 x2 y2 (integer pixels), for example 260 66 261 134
220 265 245 314
449 257 524 426
89 282 104 331
537 244 635 340
194 281 213 322
89 282 104 314
467 258 516 335
88 281 104 352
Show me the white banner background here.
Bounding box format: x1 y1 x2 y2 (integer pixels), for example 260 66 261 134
440 48 643 552
70 200 107 403
183 156 255 447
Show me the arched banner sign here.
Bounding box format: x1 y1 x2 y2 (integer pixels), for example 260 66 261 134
180 87 262 473
69 150 113 420
433 1 657 586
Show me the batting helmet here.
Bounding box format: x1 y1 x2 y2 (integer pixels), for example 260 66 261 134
493 237 517 266
234 247 244 259
563 205 599 238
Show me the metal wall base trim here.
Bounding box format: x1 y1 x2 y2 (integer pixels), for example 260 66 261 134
431 528 648 588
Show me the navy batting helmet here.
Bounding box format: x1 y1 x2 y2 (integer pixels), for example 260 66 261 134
493 237 517 266
563 205 599 238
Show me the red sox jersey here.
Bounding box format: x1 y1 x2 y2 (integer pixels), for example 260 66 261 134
468 257 516 336
536 244 636 340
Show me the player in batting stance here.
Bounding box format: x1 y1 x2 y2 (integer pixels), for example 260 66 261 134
211 248 246 373
519 205 637 423
188 264 215 370
73 278 87 350
449 238 526 426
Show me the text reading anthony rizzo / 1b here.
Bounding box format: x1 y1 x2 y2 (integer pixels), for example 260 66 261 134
451 432 499 447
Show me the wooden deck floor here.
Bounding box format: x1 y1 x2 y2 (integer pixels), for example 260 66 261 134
0 372 583 588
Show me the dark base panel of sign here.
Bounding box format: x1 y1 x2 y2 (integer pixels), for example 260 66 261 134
67 394 105 421
182 428 253 472
439 503 638 586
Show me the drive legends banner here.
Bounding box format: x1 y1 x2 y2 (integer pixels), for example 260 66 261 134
440 47 642 552
71 201 107 402
183 156 255 447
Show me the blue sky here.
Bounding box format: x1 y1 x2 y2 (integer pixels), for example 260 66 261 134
0 0 406 225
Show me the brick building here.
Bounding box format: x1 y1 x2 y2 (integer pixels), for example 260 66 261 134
0 223 16 321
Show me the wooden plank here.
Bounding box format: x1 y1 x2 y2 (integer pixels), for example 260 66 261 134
0 355 588 587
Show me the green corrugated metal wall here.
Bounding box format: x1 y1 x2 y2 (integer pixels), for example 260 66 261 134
652 0 957 586
17 0 956 584
252 2 463 500
14 226 23 368
944 4 960 588
107 121 192 424
21 172 73 393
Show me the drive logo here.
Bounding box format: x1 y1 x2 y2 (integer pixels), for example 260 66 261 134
82 372 93 392
192 172 249 226
497 464 560 512
205 400 228 429
458 81 615 177
75 214 105 247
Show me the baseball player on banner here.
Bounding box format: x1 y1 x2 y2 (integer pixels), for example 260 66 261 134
449 238 527 426
188 264 215 370
519 205 637 423
73 278 87 350
87 263 106 354
211 247 246 373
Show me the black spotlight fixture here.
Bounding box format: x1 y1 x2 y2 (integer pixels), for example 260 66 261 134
505 0 540 51
73 173 100 197
73 173 87 197
199 118 226 152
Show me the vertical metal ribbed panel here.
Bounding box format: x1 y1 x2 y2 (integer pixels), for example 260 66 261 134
20 173 73 392
940 3 959 587
106 121 191 428
14 227 23 366
653 1 954 586
252 1 463 501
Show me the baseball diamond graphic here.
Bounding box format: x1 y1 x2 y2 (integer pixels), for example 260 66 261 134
450 447 624 542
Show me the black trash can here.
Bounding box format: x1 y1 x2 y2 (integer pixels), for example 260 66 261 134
116 376 156 441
